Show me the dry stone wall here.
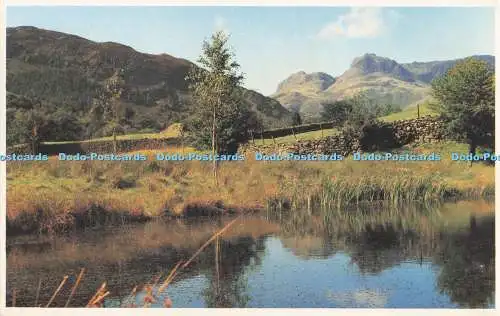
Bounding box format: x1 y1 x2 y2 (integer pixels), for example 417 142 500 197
239 116 448 156
391 116 447 145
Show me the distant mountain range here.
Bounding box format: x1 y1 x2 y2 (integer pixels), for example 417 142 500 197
6 26 294 141
272 53 495 118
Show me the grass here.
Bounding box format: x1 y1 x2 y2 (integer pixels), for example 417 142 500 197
257 127 339 145
42 123 183 145
6 141 494 235
380 102 438 122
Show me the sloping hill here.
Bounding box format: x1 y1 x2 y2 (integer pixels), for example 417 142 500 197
6 26 293 143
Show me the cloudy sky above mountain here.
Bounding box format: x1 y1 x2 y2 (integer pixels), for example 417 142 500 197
7 6 495 95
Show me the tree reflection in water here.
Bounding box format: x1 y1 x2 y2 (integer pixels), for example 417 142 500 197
434 215 495 308
200 236 267 308
271 202 495 308
6 202 495 308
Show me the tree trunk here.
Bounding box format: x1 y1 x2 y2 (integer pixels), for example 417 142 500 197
113 127 117 154
215 235 220 294
32 124 38 155
212 104 218 185
469 141 477 167
31 138 36 155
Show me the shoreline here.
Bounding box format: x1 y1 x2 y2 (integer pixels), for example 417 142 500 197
6 143 495 236
6 192 494 237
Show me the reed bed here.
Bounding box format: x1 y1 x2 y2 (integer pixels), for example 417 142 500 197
6 141 494 234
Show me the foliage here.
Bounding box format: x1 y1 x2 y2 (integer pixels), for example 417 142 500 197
320 100 352 126
373 103 402 117
88 69 126 140
6 94 84 147
292 111 302 126
185 31 261 154
321 92 401 128
431 58 495 153
323 93 402 151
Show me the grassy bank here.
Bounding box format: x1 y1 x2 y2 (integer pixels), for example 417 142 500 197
6 142 494 234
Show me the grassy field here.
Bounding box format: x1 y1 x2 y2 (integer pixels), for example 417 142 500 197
380 102 438 122
6 141 494 235
42 124 183 145
257 127 339 145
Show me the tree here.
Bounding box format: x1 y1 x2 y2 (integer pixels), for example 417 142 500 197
7 108 43 150
43 110 84 142
321 92 382 127
372 103 401 117
90 68 126 152
6 97 48 152
292 111 302 126
431 58 495 157
321 99 353 126
186 30 259 184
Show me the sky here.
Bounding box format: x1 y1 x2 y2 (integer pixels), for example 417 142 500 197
6 6 496 95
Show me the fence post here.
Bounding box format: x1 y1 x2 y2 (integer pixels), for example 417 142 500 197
261 128 265 145
250 130 255 145
320 123 323 138
417 104 420 118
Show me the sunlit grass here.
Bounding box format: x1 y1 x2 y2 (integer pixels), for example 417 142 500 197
43 123 183 145
258 128 339 145
380 102 438 122
6 141 494 234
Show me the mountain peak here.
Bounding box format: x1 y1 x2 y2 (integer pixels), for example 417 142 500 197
349 53 415 82
275 71 335 95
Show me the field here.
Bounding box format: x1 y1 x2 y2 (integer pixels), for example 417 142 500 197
257 127 339 145
42 123 183 145
380 102 439 122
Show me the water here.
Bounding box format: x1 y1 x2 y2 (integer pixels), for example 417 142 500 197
6 200 495 308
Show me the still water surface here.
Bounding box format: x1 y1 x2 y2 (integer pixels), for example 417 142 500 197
6 200 495 308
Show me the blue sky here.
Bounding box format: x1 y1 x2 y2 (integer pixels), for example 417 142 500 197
6 6 496 95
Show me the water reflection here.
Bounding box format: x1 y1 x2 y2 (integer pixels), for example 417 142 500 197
202 236 267 308
6 201 495 308
434 215 495 308
327 288 389 308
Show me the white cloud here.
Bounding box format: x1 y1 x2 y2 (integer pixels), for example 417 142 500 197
214 15 228 33
327 289 389 308
316 8 400 40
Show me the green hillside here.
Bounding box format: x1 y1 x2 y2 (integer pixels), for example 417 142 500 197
6 26 293 146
